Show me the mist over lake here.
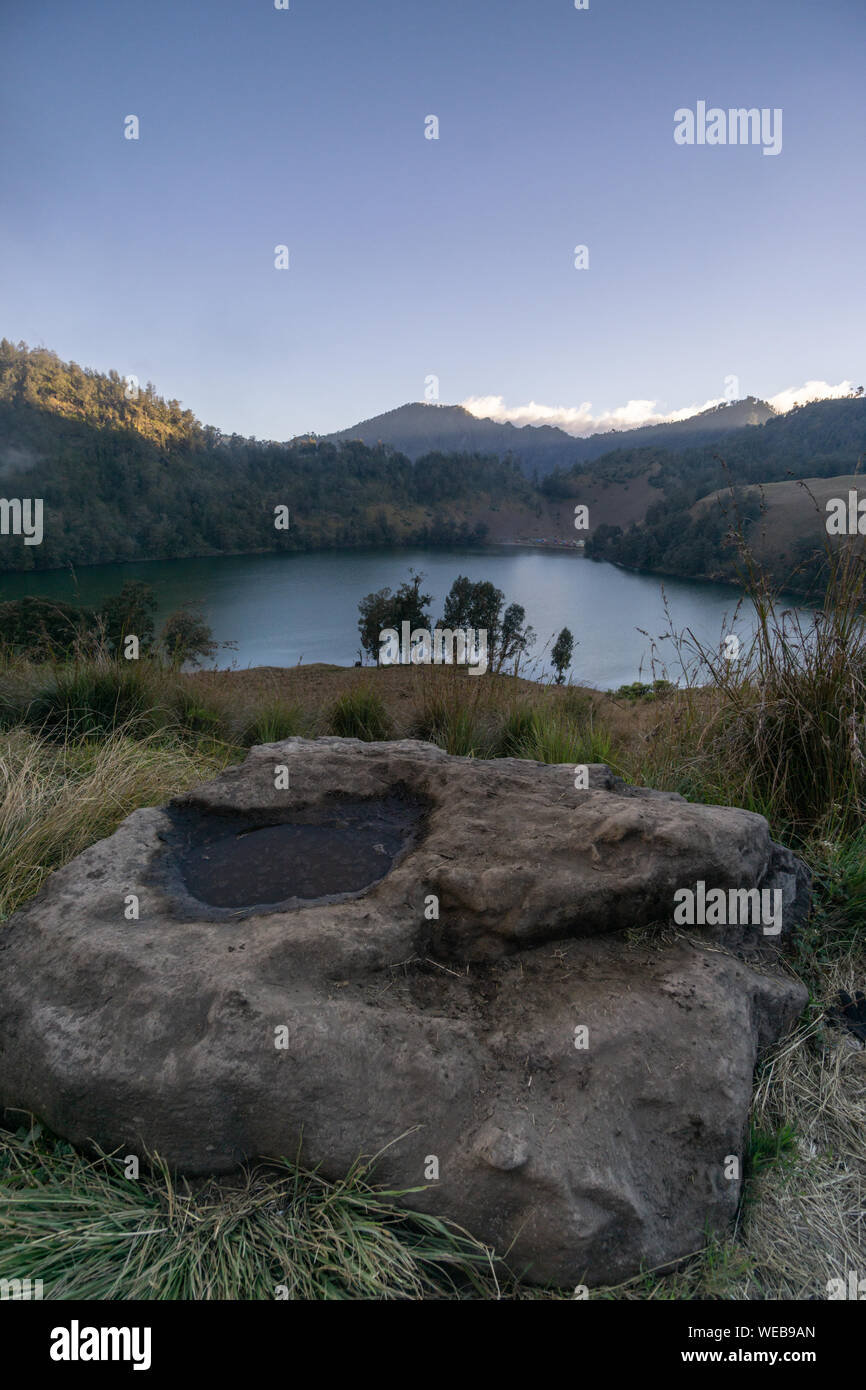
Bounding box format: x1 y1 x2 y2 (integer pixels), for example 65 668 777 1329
0 546 811 689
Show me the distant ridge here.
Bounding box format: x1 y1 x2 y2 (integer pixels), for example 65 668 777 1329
322 396 776 476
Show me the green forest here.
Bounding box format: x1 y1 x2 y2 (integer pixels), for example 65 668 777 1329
0 341 530 573
1 341 865 594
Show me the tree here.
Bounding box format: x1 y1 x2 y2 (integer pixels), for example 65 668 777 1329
357 569 432 663
0 596 98 659
158 603 218 669
496 602 535 674
551 627 575 684
441 576 504 645
100 581 157 657
440 576 534 672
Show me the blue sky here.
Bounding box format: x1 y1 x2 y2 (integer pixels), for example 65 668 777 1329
1 0 863 439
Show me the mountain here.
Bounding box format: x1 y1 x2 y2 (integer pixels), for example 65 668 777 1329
323 403 581 475
323 397 776 476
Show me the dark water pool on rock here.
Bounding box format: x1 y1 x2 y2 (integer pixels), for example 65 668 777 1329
164 795 425 911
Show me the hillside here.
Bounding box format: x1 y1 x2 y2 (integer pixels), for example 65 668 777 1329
584 396 866 592
0 342 543 573
694 474 866 580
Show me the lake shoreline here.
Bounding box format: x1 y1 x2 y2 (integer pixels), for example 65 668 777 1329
1 535 748 598
0 544 808 690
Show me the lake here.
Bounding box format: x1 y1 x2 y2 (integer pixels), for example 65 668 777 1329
0 546 809 689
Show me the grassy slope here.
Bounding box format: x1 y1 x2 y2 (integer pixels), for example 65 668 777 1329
693 474 866 574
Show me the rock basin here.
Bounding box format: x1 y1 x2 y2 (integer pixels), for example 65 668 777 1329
161 795 426 916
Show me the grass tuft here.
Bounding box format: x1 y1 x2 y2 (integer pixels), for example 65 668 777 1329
240 699 305 747
0 726 233 921
328 685 393 742
0 1124 500 1301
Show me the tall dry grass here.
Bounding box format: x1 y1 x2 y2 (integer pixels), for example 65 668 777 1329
0 728 233 920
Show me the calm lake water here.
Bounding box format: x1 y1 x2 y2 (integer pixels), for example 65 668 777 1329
0 546 809 690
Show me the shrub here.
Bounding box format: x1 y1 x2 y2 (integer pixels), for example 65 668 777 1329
100 582 157 658
26 662 171 741
0 668 37 731
0 597 100 660
158 604 219 669
411 690 494 757
329 686 392 741
611 679 673 703
241 700 305 747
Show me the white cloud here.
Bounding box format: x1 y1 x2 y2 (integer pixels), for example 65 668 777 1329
460 380 855 438
766 379 854 413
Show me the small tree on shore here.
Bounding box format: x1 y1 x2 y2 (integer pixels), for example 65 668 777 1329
551 627 574 684
357 569 432 663
440 576 535 672
158 603 218 669
100 581 157 658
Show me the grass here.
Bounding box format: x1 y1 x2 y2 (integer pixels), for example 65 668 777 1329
0 726 234 921
26 660 176 741
632 541 866 838
0 1125 500 1300
508 708 613 767
328 684 393 741
240 699 305 747
411 690 494 756
745 1121 799 1183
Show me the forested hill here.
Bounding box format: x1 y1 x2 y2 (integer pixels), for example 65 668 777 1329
581 394 866 591
0 339 207 449
0 342 531 573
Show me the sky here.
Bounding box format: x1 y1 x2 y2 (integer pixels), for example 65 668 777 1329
1 0 864 441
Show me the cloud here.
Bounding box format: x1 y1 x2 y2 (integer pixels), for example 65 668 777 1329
766 379 855 413
0 444 40 479
460 381 856 438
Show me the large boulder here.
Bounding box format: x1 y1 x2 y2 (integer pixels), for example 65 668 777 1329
0 738 808 1285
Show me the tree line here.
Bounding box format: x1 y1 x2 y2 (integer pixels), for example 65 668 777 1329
357 570 574 681
0 581 218 668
